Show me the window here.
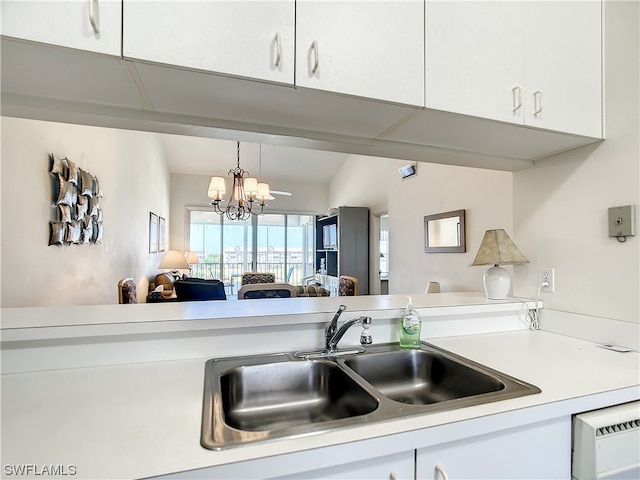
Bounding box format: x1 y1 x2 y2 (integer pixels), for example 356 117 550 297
188 209 314 288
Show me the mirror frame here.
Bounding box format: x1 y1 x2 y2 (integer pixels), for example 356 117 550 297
424 209 466 253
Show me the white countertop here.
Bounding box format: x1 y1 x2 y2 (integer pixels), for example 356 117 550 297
0 292 534 330
2 329 638 479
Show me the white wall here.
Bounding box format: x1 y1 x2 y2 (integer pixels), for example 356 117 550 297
388 163 513 295
329 155 513 296
329 154 390 215
0 117 170 307
512 0 639 323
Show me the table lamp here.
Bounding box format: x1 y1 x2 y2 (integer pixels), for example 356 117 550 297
159 250 190 277
470 229 529 300
184 251 200 276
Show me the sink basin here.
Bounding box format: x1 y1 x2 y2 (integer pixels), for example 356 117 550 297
220 360 378 431
343 349 504 405
201 344 540 450
201 353 379 449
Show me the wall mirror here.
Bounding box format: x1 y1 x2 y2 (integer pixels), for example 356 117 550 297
424 209 466 253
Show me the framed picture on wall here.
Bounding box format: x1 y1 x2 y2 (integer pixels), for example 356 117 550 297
158 216 166 252
149 212 159 253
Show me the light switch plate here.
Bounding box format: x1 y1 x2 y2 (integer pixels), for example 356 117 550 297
608 205 636 237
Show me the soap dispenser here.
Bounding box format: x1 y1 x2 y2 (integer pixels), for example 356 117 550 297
399 296 422 349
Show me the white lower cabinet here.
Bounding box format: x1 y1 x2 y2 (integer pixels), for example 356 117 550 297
271 451 415 480
416 417 571 479
153 417 572 479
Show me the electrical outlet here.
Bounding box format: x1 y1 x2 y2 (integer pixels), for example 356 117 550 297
539 268 555 293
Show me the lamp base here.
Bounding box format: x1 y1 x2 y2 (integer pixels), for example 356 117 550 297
483 265 511 300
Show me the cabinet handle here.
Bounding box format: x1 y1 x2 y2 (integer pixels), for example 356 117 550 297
512 86 522 113
274 32 282 67
311 40 319 74
389 471 398 480
434 464 449 480
533 90 543 116
88 0 100 34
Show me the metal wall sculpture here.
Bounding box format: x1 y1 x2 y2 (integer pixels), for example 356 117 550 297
48 153 103 246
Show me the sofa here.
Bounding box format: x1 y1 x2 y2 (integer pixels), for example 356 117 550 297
174 278 226 301
148 274 226 302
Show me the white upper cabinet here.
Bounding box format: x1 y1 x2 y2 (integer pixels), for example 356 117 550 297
123 1 295 85
523 1 603 138
295 0 425 107
0 0 122 56
426 1 524 124
426 1 602 138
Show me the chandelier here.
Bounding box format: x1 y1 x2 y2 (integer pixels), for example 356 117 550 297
207 141 270 221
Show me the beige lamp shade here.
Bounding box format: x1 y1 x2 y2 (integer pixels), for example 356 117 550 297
243 177 259 196
257 182 270 203
425 281 441 293
470 229 529 266
207 176 226 201
159 250 190 270
184 251 200 265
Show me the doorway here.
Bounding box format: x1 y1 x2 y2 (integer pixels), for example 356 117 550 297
374 213 389 295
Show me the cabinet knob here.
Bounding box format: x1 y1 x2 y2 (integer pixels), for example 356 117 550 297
88 0 100 34
274 32 282 68
435 464 449 480
533 90 544 116
310 40 319 75
512 86 523 113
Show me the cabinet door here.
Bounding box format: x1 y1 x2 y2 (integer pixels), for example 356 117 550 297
417 417 571 479
0 0 121 55
426 1 525 125
271 450 415 480
296 0 424 107
123 1 294 85
523 1 603 138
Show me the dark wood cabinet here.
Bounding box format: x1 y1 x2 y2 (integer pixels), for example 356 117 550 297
315 206 369 295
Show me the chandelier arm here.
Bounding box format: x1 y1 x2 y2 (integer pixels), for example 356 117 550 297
250 203 265 216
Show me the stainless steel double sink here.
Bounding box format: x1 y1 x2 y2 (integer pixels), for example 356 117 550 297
201 342 540 450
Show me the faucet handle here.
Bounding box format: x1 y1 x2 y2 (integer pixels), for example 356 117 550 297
325 304 347 339
360 317 373 345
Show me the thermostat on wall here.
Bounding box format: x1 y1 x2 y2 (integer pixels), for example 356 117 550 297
608 205 636 241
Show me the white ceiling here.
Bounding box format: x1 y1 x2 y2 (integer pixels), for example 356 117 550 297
159 134 349 185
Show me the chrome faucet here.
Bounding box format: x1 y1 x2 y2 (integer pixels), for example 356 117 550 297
324 304 372 353
295 305 372 359
324 304 346 348
326 315 372 353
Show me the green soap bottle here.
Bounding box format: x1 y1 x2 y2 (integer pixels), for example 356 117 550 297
399 296 422 349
